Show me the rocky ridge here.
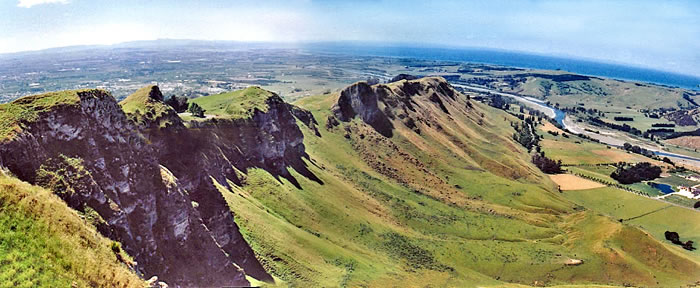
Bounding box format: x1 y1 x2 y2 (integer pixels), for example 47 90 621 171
0 87 314 286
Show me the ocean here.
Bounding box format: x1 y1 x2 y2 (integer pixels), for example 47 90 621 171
304 43 700 91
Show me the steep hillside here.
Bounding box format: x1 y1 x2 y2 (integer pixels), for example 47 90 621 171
0 172 144 287
218 77 699 287
0 79 697 287
0 89 255 286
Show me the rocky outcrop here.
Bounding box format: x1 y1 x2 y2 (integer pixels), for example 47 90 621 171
390 74 420 83
330 76 458 137
132 89 319 282
332 81 394 137
119 85 184 130
0 89 308 286
287 103 321 136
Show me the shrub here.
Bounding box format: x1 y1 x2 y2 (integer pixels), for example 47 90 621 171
111 241 121 254
188 102 206 118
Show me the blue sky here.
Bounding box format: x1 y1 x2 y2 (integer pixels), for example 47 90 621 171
1 0 698 76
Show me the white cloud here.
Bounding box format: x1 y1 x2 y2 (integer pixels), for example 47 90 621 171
17 0 69 8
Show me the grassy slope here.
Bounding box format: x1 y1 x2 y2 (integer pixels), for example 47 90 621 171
0 90 84 141
119 85 176 126
214 86 698 287
505 72 698 137
190 86 272 119
0 173 143 288
538 114 700 272
513 74 690 110
561 186 700 263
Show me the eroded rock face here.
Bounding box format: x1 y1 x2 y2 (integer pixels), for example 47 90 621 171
332 82 394 137
330 77 457 137
145 94 313 282
0 90 270 286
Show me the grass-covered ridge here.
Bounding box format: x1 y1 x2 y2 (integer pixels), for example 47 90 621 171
0 89 93 142
119 85 178 127
216 83 700 287
190 86 274 119
0 172 143 287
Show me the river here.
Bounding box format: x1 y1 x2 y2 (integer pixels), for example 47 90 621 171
454 84 700 166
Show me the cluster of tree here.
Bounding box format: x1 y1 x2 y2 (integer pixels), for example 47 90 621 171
682 92 699 107
665 231 696 251
661 157 674 166
559 106 604 117
695 201 700 209
463 77 497 86
498 75 527 89
489 94 508 110
532 153 562 174
512 118 539 152
589 117 642 135
622 143 655 158
665 128 700 141
646 128 675 134
164 95 189 113
610 162 661 184
571 171 650 196
651 123 675 128
613 116 633 121
188 103 206 118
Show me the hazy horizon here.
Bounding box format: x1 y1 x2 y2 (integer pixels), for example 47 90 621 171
1 0 698 76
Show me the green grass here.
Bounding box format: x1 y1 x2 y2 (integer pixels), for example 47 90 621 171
511 73 690 111
663 194 698 208
119 85 157 114
0 173 143 288
0 90 90 141
560 186 700 262
209 87 700 287
657 174 700 188
565 166 664 196
119 85 177 127
190 86 273 119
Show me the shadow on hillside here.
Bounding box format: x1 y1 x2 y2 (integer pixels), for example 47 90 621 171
151 127 323 191
273 154 324 189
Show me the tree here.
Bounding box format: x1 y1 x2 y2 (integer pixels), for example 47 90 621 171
532 153 562 174
188 102 206 118
165 95 189 113
490 94 506 110
611 162 661 184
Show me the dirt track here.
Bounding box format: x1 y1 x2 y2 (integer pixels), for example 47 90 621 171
549 174 605 190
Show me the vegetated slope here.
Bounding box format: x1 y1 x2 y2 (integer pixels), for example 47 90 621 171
217 77 699 287
0 172 144 287
0 79 697 287
507 72 697 110
119 85 180 129
666 135 700 150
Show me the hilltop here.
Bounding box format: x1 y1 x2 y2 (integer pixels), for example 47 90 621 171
188 86 274 119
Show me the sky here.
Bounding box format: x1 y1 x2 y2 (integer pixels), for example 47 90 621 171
0 0 698 76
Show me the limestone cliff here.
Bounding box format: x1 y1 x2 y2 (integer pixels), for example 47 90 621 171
0 87 312 286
